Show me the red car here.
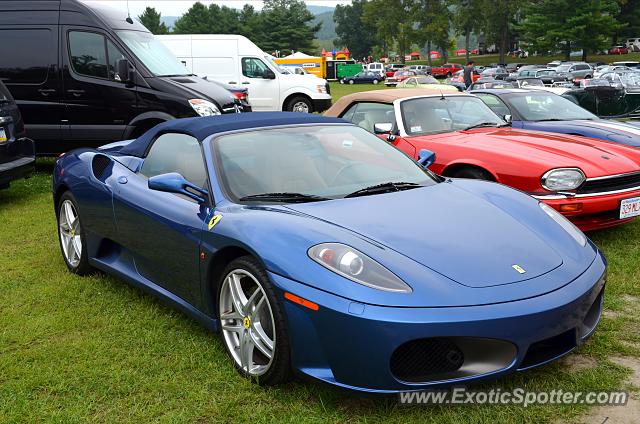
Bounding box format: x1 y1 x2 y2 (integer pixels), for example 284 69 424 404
450 69 481 83
384 64 405 78
384 70 417 86
325 89 640 231
609 46 629 55
431 63 464 78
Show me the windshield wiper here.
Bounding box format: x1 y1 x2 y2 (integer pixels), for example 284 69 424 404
344 182 422 198
239 192 330 203
464 122 502 130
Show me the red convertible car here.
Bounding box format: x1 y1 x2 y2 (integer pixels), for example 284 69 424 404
325 89 640 231
431 63 463 78
384 70 417 86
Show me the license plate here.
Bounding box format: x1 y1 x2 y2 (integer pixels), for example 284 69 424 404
620 196 640 219
0 128 6 143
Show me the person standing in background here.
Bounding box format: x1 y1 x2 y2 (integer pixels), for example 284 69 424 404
464 60 475 88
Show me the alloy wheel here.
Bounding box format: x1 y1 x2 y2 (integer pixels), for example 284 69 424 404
58 200 82 268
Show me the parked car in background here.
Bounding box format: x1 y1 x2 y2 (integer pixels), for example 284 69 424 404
52 112 607 392
625 38 640 52
547 61 564 68
446 69 480 90
564 74 640 119
514 78 545 88
528 69 569 85
385 70 417 86
396 76 458 92
609 45 629 55
0 0 247 155
553 62 593 81
365 62 386 77
341 71 384 85
480 67 509 80
326 89 640 231
407 65 431 75
0 80 35 189
431 63 463 78
473 88 640 150
468 79 516 90
593 65 631 79
385 63 405 77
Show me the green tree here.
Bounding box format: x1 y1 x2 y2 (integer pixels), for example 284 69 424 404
518 0 623 61
452 0 482 62
481 0 524 63
363 0 415 63
615 0 640 42
334 0 376 60
414 0 452 64
258 0 321 54
173 2 240 34
137 7 168 34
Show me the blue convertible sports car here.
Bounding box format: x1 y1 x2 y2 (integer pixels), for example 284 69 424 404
472 88 640 148
52 112 606 393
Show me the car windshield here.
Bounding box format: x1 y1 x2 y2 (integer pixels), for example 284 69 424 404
556 65 572 72
508 93 597 121
116 30 190 77
416 76 438 84
263 56 284 74
538 70 556 76
400 96 505 135
213 125 437 201
0 83 12 102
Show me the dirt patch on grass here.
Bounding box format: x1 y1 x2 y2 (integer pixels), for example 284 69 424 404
576 356 640 424
562 354 598 373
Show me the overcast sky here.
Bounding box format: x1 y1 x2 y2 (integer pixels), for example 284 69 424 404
91 0 351 17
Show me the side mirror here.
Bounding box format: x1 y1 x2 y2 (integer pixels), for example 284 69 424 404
373 122 393 134
503 114 512 123
148 172 208 204
262 68 276 79
417 149 436 168
116 58 134 84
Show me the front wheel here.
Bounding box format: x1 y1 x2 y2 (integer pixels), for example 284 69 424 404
372 79 379 84
285 96 313 113
57 192 92 275
217 256 291 385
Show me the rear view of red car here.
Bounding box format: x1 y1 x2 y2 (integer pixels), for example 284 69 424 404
431 63 463 78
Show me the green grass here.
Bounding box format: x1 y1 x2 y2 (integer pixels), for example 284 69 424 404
0 155 639 421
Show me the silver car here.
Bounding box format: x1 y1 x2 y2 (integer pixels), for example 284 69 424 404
554 62 593 80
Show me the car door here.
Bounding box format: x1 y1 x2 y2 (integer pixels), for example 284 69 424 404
112 132 209 305
62 28 137 148
240 57 278 111
0 26 63 153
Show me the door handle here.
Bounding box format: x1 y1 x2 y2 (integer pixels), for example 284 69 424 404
228 81 237 84
38 89 56 96
67 89 85 97
241 81 250 85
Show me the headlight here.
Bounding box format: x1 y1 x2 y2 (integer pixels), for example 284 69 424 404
188 99 221 116
316 84 327 94
308 243 412 293
539 202 587 246
541 168 586 191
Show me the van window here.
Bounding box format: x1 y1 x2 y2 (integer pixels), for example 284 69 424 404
0 29 52 84
242 57 269 78
107 40 126 81
69 32 108 79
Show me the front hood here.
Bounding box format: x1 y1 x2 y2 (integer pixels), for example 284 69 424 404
527 120 640 148
282 73 327 85
439 127 640 177
286 183 563 288
158 76 236 106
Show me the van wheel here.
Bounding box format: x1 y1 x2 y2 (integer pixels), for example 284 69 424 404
286 96 312 113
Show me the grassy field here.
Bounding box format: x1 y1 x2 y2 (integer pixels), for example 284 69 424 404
1 88 639 422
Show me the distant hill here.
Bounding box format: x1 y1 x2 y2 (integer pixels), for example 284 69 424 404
313 11 336 41
307 5 336 15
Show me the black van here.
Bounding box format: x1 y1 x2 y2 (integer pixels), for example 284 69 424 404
0 80 35 189
0 0 246 155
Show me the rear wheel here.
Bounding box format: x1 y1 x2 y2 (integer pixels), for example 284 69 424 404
349 79 355 85
57 192 92 275
217 256 291 385
372 79 379 84
452 167 494 181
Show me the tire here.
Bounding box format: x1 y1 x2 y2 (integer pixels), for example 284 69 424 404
340 79 345 84
446 72 452 78
349 79 355 85
285 96 313 113
372 79 379 85
452 167 494 181
56 191 93 275
217 255 292 385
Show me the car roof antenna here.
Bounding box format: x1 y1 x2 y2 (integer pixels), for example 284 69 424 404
125 0 134 24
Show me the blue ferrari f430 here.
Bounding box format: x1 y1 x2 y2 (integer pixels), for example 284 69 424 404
52 112 606 392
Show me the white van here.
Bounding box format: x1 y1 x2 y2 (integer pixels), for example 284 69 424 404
157 34 332 113
365 62 384 76
625 38 640 52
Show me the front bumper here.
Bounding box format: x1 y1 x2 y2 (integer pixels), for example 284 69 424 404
312 97 333 113
0 137 35 188
534 188 640 231
270 250 606 393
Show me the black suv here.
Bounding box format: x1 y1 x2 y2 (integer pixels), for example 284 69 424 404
0 0 246 155
0 80 35 189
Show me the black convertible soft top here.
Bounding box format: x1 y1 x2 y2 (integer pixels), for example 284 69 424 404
119 112 347 157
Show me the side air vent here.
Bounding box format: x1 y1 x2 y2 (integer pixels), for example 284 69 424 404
92 154 112 181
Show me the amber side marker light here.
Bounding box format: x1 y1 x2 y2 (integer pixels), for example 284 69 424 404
284 292 319 311
559 203 583 213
